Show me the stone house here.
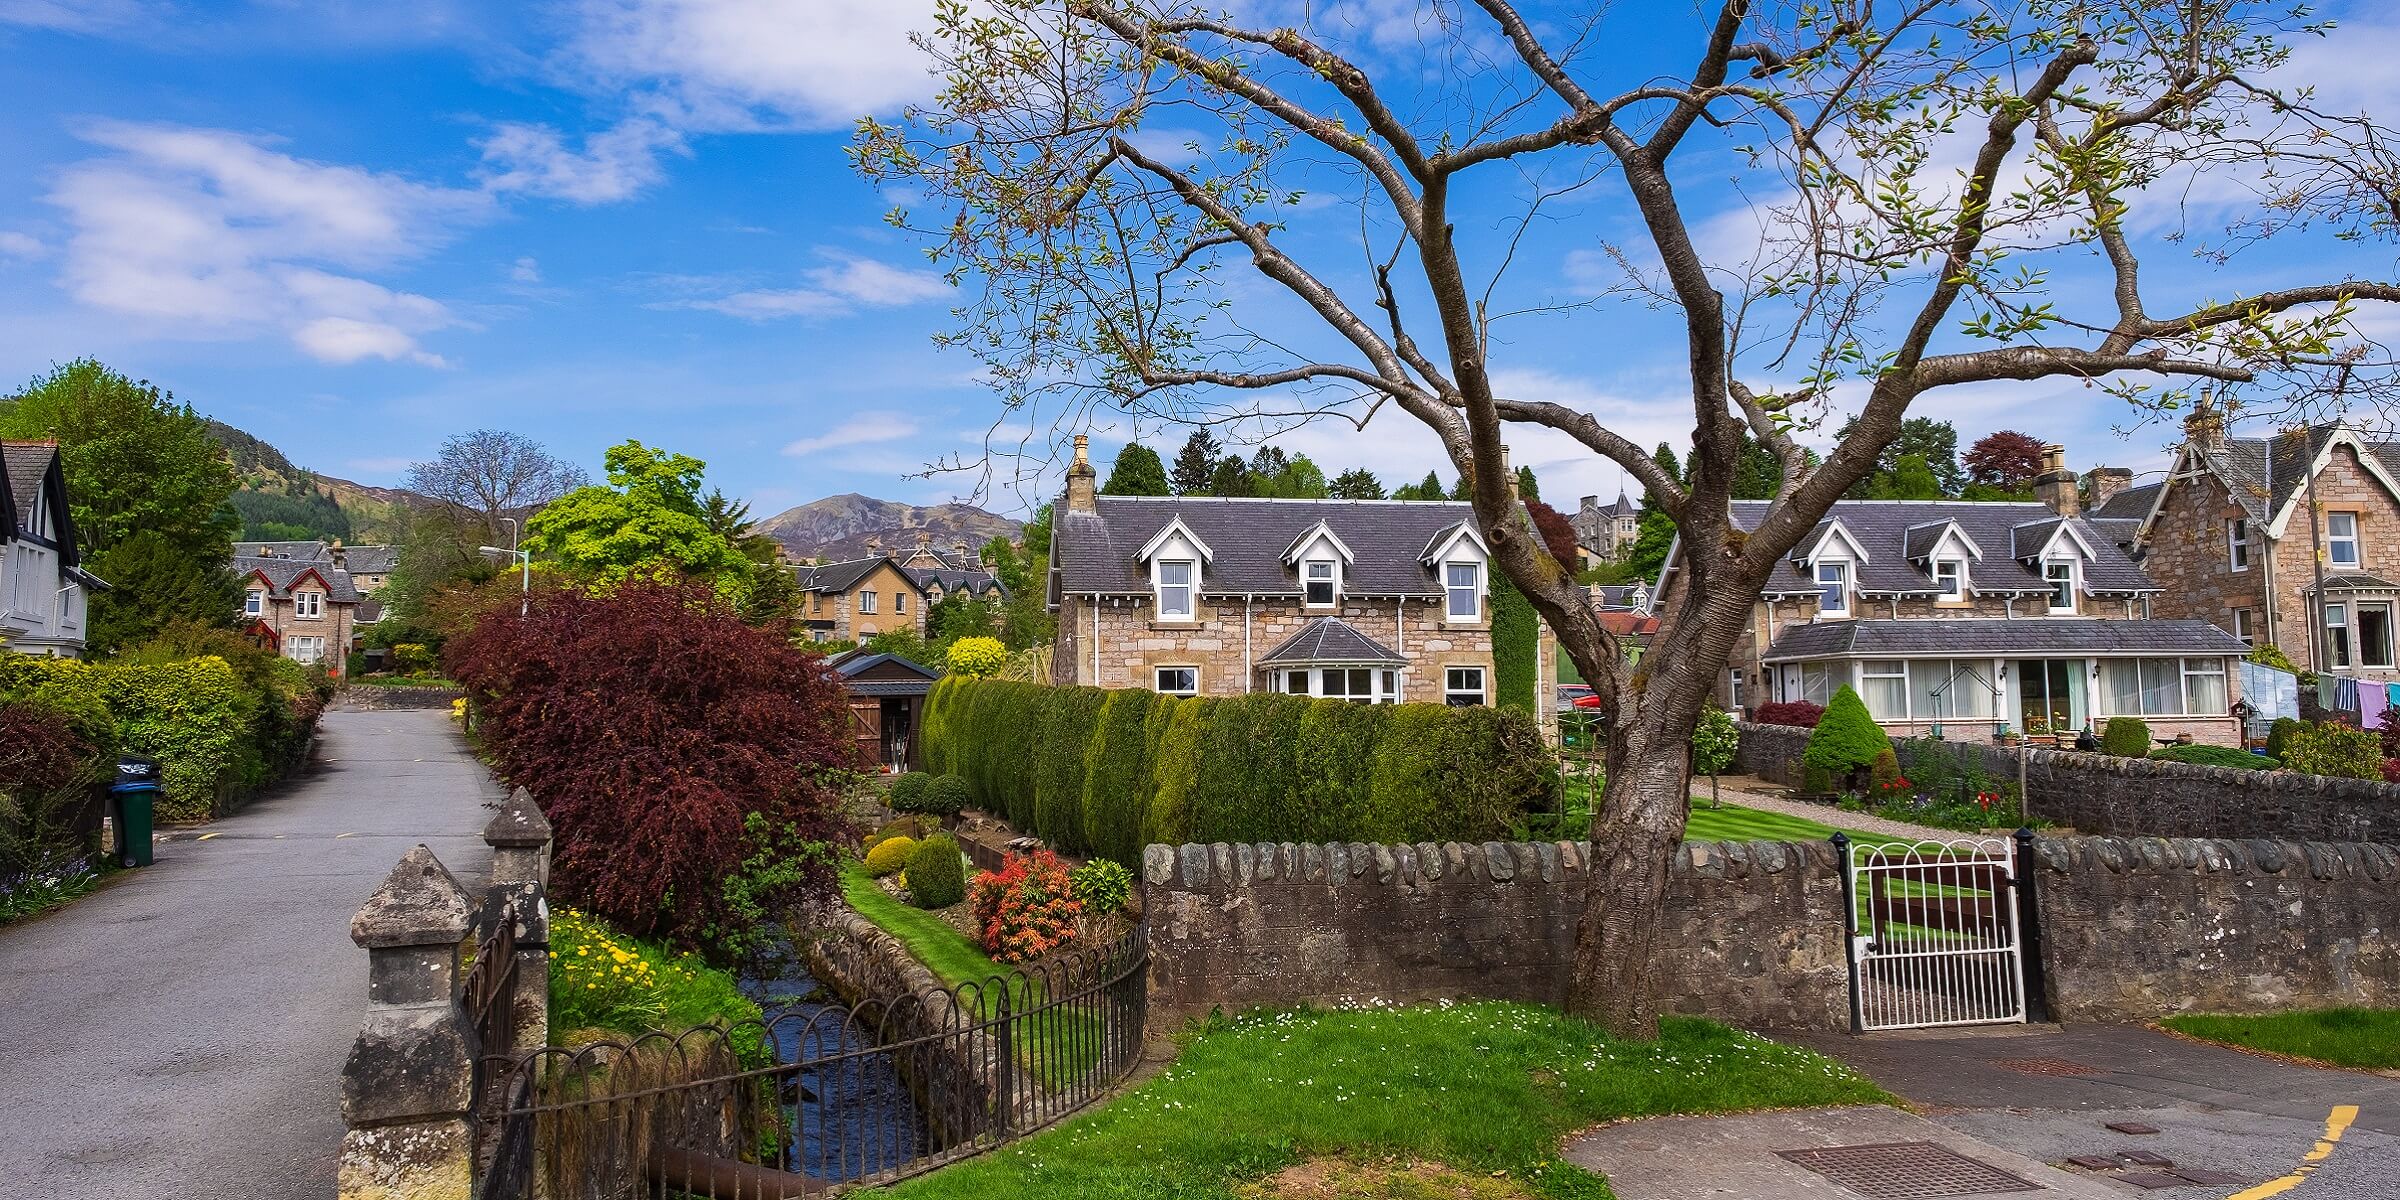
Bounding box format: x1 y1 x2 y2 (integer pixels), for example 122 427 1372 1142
1047 436 1555 721
234 539 395 634
796 540 1009 643
1653 466 2248 745
1571 492 1641 567
236 549 358 670
2114 398 2400 682
1 440 107 658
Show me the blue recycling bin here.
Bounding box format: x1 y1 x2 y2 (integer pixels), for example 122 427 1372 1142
112 754 161 868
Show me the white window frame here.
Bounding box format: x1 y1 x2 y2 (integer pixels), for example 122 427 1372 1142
2044 559 2078 614
294 590 323 619
895 590 908 614
244 589 264 617
1303 558 1339 608
2327 510 2362 569
1815 561 1850 616
2327 601 2353 668
1934 559 1965 601
1444 561 1482 622
1279 666 1399 704
1727 670 1743 710
1859 660 1909 721
857 589 877 614
2099 656 2230 717
2230 607 2255 647
2227 517 2250 571
288 635 325 664
1443 665 1487 706
1154 666 1199 697
2180 657 2229 715
1155 558 1197 621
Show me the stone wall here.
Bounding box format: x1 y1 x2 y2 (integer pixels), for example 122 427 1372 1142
2031 836 2400 1021
803 903 1007 1147
1734 720 2400 843
1140 838 1850 1030
1056 592 1505 708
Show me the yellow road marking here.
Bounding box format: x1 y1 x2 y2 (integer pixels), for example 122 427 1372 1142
195 832 221 841
2226 1105 2360 1200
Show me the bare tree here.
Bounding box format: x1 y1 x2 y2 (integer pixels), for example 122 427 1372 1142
858 0 2400 1036
403 429 588 547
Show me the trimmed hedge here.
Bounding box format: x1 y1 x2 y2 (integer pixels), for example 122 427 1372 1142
924 676 1555 867
2100 717 2150 757
864 835 917 877
2149 744 2278 771
906 834 966 909
888 772 932 813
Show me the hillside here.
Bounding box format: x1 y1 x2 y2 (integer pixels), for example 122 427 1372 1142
756 493 1022 561
206 419 413 542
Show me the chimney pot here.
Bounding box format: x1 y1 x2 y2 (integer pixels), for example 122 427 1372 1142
2033 444 2080 517
1064 433 1099 512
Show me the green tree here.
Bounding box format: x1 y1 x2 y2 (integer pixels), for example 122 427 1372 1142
1391 471 1445 501
1514 464 1541 501
702 489 799 625
1266 452 1328 498
523 441 755 602
1802 685 1890 786
1169 429 1221 495
1328 468 1385 499
1103 442 1172 495
1692 704 1740 809
1731 431 1787 500
1867 453 1944 500
81 530 245 655
1839 416 1963 498
1206 455 1255 497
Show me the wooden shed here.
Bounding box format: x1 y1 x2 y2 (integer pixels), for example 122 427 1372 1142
828 650 939 772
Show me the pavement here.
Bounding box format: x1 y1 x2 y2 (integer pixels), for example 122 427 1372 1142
1568 1104 2123 1199
0 707 501 1200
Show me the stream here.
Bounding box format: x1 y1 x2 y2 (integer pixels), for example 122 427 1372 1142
741 931 930 1183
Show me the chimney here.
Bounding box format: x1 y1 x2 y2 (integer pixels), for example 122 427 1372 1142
953 540 968 566
2032 444 2079 517
2085 466 2133 510
1064 433 1099 513
2183 387 2228 453
1580 494 1599 518
1502 445 1519 502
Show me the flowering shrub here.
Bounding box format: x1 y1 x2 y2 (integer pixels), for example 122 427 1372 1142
968 850 1081 963
1070 858 1132 915
549 907 768 1061
864 835 918 877
946 636 1008 678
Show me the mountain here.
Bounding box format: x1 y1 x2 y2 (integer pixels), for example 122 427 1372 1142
206 420 415 542
755 493 1023 561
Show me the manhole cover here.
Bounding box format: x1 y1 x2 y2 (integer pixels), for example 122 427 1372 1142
1993 1056 2100 1076
1776 1141 2041 1198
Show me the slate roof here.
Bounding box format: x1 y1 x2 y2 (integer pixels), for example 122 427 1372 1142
1 441 51 520
341 544 401 574
902 565 1008 598
1 441 85 567
2200 424 2400 525
2090 480 2161 520
234 555 361 602
1571 492 1640 548
1256 616 1408 665
1593 583 1650 610
1054 496 1489 598
1728 500 2156 597
1764 617 2248 661
794 556 890 594
234 540 334 561
831 651 940 680
843 678 935 697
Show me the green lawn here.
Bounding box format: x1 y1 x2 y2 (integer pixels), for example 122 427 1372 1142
2163 1008 2400 1070
840 865 1008 989
877 1002 1891 1200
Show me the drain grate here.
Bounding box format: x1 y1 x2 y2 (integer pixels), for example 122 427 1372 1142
1776 1141 2042 1198
1993 1056 2101 1077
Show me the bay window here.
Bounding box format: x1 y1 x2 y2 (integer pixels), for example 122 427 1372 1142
2327 602 2353 668
1277 667 1400 703
1859 661 1908 720
2359 600 2395 668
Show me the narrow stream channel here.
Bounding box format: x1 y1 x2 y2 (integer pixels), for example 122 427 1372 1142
742 931 930 1183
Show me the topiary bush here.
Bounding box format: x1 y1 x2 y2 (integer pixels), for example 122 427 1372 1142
2149 743 2277 770
2100 716 2151 757
1070 858 1132 915
2280 721 2384 780
1801 685 1887 789
863 835 917 877
1867 746 1902 792
1753 700 1824 728
927 774 972 818
905 834 966 909
2265 717 2302 761
888 771 933 813
866 815 931 848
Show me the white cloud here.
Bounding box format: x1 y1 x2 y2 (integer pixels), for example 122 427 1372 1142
665 249 950 320
563 0 945 130
0 0 155 33
476 117 685 204
0 231 43 259
509 256 542 283
44 121 487 365
783 413 920 457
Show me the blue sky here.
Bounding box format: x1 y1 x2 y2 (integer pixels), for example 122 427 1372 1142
1 1 2393 519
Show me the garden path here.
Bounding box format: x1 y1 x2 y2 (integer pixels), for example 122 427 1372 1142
0 707 500 1200
1707 775 1983 843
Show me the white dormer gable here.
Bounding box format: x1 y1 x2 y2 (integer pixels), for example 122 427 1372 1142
1904 520 1984 564
2014 519 2095 564
1135 515 1214 566
1418 520 1488 566
1280 520 1356 565
2263 426 2400 537
1793 518 1870 565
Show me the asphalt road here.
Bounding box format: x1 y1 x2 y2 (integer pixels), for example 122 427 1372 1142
0 708 500 1200
1792 1023 2400 1198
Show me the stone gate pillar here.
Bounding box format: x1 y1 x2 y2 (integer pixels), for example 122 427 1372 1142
484 786 553 1056
339 844 476 1200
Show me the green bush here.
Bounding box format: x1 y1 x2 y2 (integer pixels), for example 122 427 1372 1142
906 834 966 909
1144 696 1207 849
928 774 972 817
2100 716 2151 757
2150 743 2278 770
866 815 932 847
1036 686 1108 853
864 835 917 877
1867 747 1902 791
2280 722 2383 780
1071 858 1133 914
1080 690 1160 868
888 771 933 813
1801 685 1888 787
1491 574 1538 712
2265 716 2303 761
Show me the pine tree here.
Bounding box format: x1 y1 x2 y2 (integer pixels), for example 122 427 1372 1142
1328 468 1385 499
1207 455 1255 496
1102 443 1172 495
1391 471 1444 501
1170 429 1221 494
1514 464 1540 501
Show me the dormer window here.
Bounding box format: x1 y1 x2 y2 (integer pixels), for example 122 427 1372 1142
1304 559 1338 607
1445 561 1481 621
1157 559 1195 620
295 590 323 619
1935 560 1965 601
2044 560 2077 613
1816 562 1849 616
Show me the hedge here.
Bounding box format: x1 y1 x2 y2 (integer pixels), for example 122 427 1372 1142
1491 573 1538 713
924 676 1556 867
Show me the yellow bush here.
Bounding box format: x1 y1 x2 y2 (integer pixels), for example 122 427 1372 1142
863 835 918 876
946 636 1008 678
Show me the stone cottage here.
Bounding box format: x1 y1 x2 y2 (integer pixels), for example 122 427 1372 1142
2113 396 2400 682
1047 436 1554 721
236 550 359 669
1653 471 2248 745
795 542 1009 643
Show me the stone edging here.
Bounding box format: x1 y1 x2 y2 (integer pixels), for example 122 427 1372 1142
1141 838 1844 891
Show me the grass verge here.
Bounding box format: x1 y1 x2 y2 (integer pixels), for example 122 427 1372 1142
2162 1008 2400 1070
877 1001 1891 1200
0 859 107 926
549 906 769 1065
839 862 1008 988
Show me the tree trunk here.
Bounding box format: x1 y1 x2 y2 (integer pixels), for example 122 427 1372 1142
1565 725 1692 1038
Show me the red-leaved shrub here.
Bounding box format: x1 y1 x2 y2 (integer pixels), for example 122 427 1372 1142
1753 700 1824 728
0 704 96 795
445 581 860 947
968 850 1081 964
2382 757 2400 784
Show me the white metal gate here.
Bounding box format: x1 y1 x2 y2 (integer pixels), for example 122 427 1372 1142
1843 836 2027 1032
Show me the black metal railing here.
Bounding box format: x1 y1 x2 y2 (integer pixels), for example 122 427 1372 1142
476 925 1147 1199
